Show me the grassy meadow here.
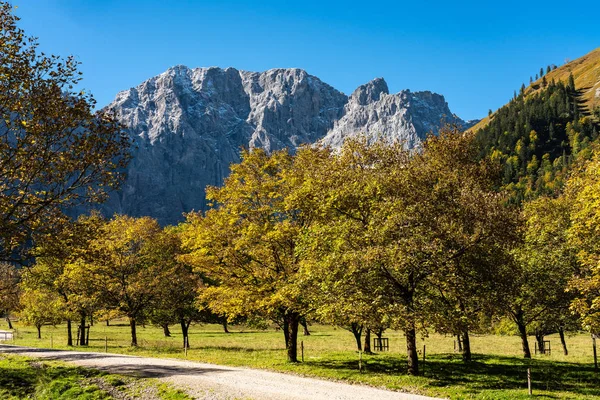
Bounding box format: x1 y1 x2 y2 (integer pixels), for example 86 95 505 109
2 320 600 399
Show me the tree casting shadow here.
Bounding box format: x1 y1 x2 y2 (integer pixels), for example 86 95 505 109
309 352 600 396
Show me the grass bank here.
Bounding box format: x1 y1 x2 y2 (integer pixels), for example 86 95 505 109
0 353 191 399
5 320 600 399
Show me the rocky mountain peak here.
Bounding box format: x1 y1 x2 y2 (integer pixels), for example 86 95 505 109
320 83 468 150
350 77 389 105
102 66 474 225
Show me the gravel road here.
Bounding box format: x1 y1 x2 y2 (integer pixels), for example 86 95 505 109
0 345 443 400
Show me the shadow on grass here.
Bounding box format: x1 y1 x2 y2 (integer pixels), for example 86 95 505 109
193 345 283 353
0 357 105 398
309 353 600 397
0 345 233 379
0 364 37 397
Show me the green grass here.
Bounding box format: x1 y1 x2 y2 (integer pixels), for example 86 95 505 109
0 353 192 399
5 320 600 399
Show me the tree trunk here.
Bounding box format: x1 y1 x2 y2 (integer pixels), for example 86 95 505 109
180 319 190 348
405 324 419 375
162 324 171 337
375 328 384 340
284 312 300 363
462 329 472 362
6 316 13 330
350 322 363 351
363 328 372 354
282 316 290 349
36 324 41 339
535 330 545 354
222 320 229 333
66 319 73 346
129 317 138 347
559 327 568 355
515 313 531 358
456 334 463 352
89 315 94 327
79 314 87 346
106 319 110 326
301 319 310 336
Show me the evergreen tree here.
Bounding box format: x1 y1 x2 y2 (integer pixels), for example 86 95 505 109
568 73 576 91
475 79 598 202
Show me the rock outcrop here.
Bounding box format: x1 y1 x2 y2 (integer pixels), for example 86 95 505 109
321 78 469 149
102 66 474 225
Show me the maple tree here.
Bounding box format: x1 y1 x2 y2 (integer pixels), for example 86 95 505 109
180 149 312 362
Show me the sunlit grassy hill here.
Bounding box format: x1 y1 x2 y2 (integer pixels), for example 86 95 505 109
535 47 600 108
470 47 600 132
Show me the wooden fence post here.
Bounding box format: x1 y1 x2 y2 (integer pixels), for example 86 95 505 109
359 351 362 372
423 345 426 375
527 368 532 395
301 341 304 363
593 335 598 372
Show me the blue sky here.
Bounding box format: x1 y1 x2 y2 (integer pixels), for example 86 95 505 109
13 0 600 120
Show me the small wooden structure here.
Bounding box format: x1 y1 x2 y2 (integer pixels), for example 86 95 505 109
534 340 551 355
373 337 389 352
0 330 13 341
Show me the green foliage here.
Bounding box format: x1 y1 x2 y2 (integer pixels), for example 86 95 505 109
84 215 179 346
505 195 580 357
25 214 105 333
476 79 598 201
293 127 518 369
18 287 64 337
180 148 310 362
148 226 204 347
566 151 600 333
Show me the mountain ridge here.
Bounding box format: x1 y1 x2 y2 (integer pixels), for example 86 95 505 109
102 66 473 224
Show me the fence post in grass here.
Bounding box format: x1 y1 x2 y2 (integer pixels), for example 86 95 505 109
50 334 53 349
301 340 304 363
423 345 426 375
527 368 532 395
184 336 188 357
593 335 598 372
105 336 108 353
359 350 363 373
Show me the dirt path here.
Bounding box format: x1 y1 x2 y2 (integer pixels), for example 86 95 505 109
0 344 443 400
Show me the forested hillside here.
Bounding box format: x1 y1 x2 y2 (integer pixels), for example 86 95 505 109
475 77 599 201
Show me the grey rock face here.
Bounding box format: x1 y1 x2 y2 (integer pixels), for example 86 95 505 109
321 78 469 149
103 67 473 225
